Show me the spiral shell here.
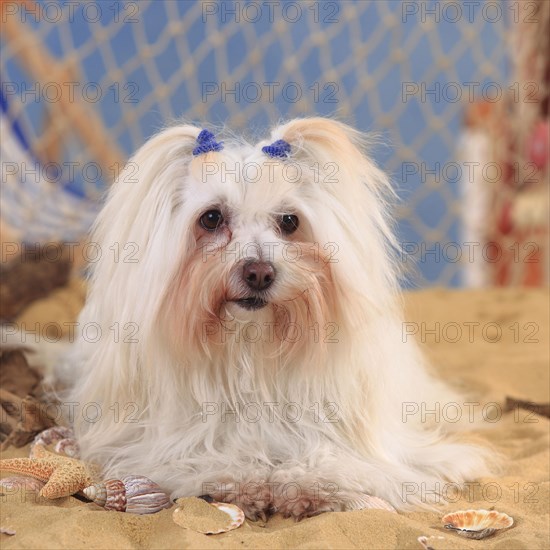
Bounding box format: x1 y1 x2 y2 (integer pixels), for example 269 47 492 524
442 509 514 539
83 476 171 514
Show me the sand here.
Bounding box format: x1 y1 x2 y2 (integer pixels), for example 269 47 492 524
1 288 549 549
172 498 239 533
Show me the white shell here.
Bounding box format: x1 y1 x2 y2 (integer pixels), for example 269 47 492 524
83 484 98 500
208 502 245 533
442 509 513 539
172 499 245 534
83 483 108 506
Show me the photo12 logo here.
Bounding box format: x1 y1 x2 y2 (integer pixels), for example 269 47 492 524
202 1 340 24
199 160 340 185
402 480 539 505
201 480 340 502
400 241 540 265
1 81 139 105
2 1 140 24
1 321 140 345
401 2 539 24
402 321 540 344
402 81 539 104
1 241 141 266
0 400 141 429
201 401 340 424
202 81 339 104
402 401 542 424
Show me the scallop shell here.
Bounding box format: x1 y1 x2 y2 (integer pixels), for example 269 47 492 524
83 476 171 514
172 498 245 534
442 509 513 539
208 502 245 533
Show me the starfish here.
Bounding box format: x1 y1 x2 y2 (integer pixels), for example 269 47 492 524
0 444 99 499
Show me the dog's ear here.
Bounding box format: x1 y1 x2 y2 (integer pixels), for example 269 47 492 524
264 118 393 199
113 124 203 191
274 117 364 162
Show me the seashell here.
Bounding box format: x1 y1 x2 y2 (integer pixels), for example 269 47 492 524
121 475 172 514
0 476 45 493
83 479 123 510
83 476 171 514
417 536 433 550
172 497 245 534
417 535 445 550
32 426 74 450
442 509 513 540
0 526 16 536
54 438 80 458
209 502 245 533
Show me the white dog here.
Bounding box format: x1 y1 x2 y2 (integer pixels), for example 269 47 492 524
64 118 492 520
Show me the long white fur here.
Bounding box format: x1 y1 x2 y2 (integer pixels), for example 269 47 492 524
63 118 494 514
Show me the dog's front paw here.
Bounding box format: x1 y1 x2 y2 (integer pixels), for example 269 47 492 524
273 491 340 521
271 477 397 521
209 481 274 522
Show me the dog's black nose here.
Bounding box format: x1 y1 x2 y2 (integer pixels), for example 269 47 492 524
243 261 276 291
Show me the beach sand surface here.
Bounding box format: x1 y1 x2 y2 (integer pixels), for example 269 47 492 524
1 288 548 549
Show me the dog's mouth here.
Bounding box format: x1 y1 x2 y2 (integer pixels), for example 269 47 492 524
233 297 268 310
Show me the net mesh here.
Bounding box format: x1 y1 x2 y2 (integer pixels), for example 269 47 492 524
0 0 513 285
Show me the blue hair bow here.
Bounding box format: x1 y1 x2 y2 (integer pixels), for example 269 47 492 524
262 139 291 159
192 129 224 156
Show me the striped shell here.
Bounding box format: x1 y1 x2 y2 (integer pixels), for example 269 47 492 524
83 476 171 514
54 438 80 458
122 475 172 514
442 509 513 539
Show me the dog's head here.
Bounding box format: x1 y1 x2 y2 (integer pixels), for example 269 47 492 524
90 118 397 367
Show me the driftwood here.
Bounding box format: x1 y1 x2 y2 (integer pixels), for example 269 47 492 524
0 349 57 449
505 396 550 419
0 243 71 320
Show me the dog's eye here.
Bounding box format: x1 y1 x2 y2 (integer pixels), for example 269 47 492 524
200 209 224 231
279 214 299 234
